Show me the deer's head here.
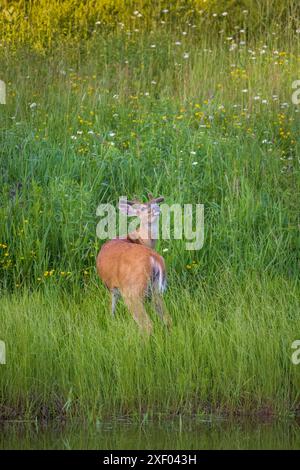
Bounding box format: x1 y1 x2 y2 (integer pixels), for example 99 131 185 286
119 193 164 224
118 193 164 247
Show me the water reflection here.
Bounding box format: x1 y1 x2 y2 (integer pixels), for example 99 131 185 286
1 417 300 450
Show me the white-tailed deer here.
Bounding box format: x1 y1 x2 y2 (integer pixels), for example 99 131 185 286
96 194 171 335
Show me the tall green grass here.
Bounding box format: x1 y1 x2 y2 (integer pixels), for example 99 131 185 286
1 274 300 420
0 2 300 419
1 31 299 289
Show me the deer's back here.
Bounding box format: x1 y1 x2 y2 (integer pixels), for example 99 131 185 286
96 239 164 294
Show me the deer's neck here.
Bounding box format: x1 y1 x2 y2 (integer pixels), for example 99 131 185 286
127 222 158 249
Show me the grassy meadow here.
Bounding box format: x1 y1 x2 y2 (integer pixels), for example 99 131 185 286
0 1 300 421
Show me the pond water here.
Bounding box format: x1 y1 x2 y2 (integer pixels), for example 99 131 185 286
0 417 300 450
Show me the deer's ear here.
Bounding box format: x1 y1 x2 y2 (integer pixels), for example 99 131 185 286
154 196 164 204
118 200 138 216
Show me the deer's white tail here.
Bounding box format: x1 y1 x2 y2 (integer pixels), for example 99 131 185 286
151 255 167 293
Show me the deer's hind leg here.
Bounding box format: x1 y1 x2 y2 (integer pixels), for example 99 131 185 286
152 291 172 330
121 290 153 336
111 288 120 316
